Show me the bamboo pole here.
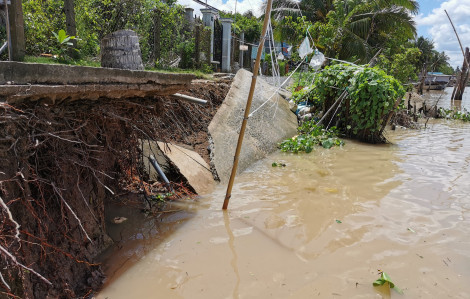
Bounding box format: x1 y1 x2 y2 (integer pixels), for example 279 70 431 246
222 0 273 210
445 10 470 102
445 10 469 69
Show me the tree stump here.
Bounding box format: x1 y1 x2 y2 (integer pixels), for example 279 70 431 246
100 30 144 70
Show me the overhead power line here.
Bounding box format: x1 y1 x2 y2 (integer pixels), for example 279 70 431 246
192 0 220 12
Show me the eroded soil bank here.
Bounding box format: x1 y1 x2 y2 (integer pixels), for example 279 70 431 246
98 119 470 299
0 79 230 298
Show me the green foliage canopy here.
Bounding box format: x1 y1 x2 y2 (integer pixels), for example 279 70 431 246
271 0 419 63
376 46 421 84
297 64 405 143
22 0 186 65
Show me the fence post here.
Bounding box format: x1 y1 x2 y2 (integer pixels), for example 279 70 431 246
239 32 244 69
194 25 201 67
248 44 253 71
153 8 161 64
220 18 233 73
184 8 194 32
201 8 217 62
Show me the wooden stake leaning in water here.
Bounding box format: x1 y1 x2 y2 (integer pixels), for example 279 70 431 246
222 0 273 210
445 10 470 103
445 10 469 70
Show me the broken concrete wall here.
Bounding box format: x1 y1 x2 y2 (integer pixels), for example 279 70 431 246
209 69 297 182
0 62 194 103
141 141 215 195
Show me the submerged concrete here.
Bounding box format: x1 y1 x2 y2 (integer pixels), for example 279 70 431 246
0 62 194 103
142 140 215 195
208 69 297 182
157 142 215 195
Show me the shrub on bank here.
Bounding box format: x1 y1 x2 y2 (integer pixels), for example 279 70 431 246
307 64 405 143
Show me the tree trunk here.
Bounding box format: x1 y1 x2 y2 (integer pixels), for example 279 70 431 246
64 0 78 58
101 30 144 70
452 47 470 101
9 0 25 61
417 64 426 95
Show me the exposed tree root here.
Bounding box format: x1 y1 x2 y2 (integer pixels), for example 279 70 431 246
0 80 230 298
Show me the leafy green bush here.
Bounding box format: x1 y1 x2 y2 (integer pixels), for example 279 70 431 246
347 67 404 136
22 0 186 64
178 39 195 69
23 0 66 55
290 70 318 91
311 64 405 143
52 29 77 61
376 47 421 84
279 61 287 76
221 11 262 44
279 122 344 153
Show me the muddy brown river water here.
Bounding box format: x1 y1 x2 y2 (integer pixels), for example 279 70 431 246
98 93 470 299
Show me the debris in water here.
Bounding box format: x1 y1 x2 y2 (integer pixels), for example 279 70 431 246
335 219 342 224
113 217 128 224
373 271 403 294
272 162 287 167
407 227 416 233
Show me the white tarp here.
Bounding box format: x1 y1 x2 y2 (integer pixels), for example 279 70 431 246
309 50 325 70
298 37 313 59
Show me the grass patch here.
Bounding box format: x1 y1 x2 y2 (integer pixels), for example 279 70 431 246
22 56 214 79
24 55 101 67
144 66 212 79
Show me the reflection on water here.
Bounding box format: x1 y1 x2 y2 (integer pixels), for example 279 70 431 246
223 211 240 299
421 87 470 111
98 119 470 299
98 200 199 283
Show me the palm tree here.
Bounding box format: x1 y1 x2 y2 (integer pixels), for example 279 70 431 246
268 0 419 62
270 0 334 22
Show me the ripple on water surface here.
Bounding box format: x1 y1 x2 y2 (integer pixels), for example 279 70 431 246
98 119 470 299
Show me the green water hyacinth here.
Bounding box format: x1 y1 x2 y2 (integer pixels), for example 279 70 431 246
373 272 403 294
279 123 344 153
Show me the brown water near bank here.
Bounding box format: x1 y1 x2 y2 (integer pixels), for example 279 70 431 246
98 119 470 299
421 87 470 111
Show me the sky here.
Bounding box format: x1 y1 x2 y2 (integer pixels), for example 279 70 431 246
415 0 470 68
177 0 470 68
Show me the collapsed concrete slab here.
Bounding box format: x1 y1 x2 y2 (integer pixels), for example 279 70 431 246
0 62 194 103
141 140 215 195
405 92 425 112
208 69 298 183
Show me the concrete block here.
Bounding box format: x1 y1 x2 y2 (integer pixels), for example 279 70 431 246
142 140 215 195
208 69 297 182
0 62 194 103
